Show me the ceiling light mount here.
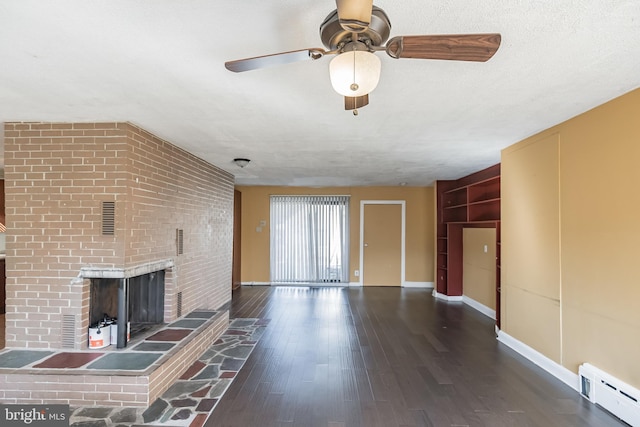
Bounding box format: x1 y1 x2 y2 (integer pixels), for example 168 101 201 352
233 158 251 168
319 6 392 51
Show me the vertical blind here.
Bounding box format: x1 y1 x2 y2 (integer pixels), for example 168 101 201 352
270 195 350 284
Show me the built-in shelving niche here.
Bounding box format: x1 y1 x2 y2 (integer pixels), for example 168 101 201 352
436 164 501 327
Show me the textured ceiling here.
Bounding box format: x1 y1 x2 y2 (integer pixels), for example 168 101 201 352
1 0 639 186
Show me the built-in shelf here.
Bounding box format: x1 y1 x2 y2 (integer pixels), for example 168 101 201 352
444 203 468 209
468 197 500 206
435 164 501 327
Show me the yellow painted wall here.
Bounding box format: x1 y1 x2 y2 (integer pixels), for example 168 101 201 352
462 228 496 310
501 88 640 388
235 186 434 285
502 133 562 363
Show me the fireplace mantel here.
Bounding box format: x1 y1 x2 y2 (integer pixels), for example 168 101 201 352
80 259 175 279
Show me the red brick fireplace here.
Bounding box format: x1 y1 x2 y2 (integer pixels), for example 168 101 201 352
1 122 234 405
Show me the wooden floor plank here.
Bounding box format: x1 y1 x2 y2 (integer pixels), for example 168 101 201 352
204 286 625 427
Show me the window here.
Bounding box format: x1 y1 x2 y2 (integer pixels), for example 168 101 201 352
270 195 350 284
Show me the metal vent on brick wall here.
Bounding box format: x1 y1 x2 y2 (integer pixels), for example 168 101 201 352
176 228 184 255
102 201 116 235
61 314 76 349
177 291 183 317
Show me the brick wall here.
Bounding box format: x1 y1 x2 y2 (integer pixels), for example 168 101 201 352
3 122 234 349
123 124 234 321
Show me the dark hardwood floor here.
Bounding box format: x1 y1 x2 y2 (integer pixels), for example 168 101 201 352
205 286 624 427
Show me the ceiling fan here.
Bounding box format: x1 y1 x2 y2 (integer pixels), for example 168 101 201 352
225 0 501 114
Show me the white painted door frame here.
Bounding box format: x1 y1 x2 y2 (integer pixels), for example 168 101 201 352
358 200 406 287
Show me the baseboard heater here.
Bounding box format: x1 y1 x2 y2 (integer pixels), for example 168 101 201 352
579 363 640 426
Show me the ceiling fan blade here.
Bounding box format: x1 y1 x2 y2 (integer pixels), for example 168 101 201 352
386 34 501 62
225 48 326 72
345 94 369 110
336 0 373 32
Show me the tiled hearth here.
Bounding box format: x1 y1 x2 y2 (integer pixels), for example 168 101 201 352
69 318 268 427
0 310 230 407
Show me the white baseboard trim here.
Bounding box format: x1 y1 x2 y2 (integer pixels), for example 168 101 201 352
496 329 579 392
349 281 363 287
240 282 271 286
272 282 347 287
462 295 496 320
431 289 463 302
404 281 434 289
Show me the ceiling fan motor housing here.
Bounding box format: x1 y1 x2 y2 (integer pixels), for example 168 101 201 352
320 6 392 51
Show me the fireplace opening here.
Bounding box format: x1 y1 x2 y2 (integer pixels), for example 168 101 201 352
129 270 166 335
89 270 165 348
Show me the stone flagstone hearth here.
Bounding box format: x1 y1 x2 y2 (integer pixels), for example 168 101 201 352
69 318 269 427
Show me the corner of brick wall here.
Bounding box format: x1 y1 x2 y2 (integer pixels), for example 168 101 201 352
3 121 235 350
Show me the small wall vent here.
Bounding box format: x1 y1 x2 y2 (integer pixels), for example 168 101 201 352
177 291 183 318
176 229 184 255
61 314 76 349
101 201 116 235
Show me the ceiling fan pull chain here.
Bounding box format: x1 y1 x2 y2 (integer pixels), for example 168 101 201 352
350 44 359 92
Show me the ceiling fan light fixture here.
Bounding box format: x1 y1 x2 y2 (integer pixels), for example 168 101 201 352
329 51 381 97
